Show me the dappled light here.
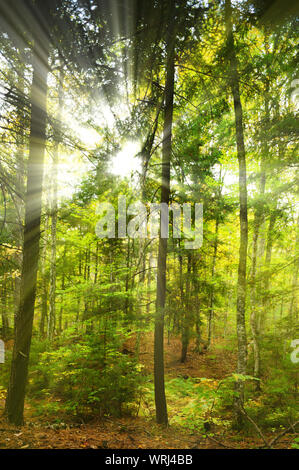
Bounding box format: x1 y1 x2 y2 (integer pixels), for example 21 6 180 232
0 0 298 453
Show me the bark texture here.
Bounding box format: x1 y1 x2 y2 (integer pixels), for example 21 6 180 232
154 0 175 426
225 0 248 427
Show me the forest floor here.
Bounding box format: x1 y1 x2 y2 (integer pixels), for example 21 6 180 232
0 333 296 449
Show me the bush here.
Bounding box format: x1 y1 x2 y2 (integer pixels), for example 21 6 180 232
28 329 145 419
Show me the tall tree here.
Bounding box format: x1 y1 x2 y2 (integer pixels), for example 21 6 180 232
225 0 248 427
5 0 59 425
154 0 175 426
48 68 64 340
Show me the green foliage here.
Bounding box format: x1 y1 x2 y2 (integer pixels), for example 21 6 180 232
291 437 299 449
0 0 297 443
0 349 12 390
28 331 145 420
142 376 231 432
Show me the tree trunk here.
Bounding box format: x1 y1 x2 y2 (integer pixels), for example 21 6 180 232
289 215 299 334
154 0 175 426
39 209 49 339
249 212 262 384
249 173 266 384
259 206 277 332
5 34 50 426
1 282 9 338
125 239 131 316
225 0 248 428
14 55 26 331
181 252 192 363
58 244 66 334
48 69 63 340
207 217 219 348
249 71 269 384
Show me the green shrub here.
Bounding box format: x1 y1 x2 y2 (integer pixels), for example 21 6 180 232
28 330 145 419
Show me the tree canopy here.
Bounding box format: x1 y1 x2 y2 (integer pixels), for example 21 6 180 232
0 0 298 450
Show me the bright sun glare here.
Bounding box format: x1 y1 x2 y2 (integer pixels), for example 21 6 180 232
110 141 141 178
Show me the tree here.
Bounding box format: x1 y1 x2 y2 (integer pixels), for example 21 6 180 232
154 0 176 426
225 0 248 427
4 0 60 425
48 68 64 340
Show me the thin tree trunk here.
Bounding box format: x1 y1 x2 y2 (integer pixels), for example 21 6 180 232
249 72 269 384
14 55 26 331
178 242 184 337
207 217 219 348
249 212 262 384
125 239 131 316
225 0 248 428
48 69 63 340
259 206 277 332
181 252 192 363
249 172 266 384
58 245 66 334
94 241 99 284
289 215 299 334
1 282 9 338
154 0 175 426
136 243 147 359
192 254 202 352
40 208 49 338
147 253 154 316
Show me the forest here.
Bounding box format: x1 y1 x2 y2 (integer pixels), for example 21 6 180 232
0 0 298 451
